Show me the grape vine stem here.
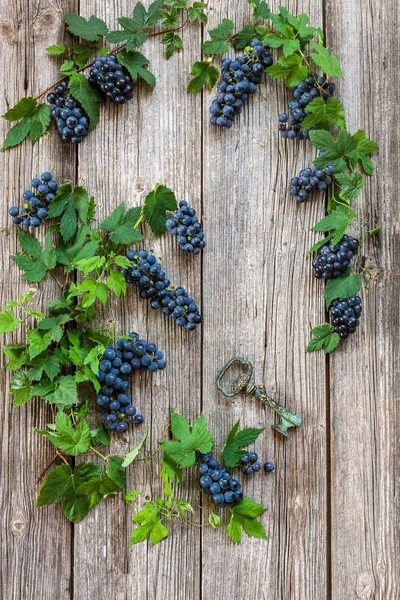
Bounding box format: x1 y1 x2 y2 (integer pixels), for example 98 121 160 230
34 12 190 101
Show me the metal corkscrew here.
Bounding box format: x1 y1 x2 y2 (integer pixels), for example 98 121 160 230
217 358 302 437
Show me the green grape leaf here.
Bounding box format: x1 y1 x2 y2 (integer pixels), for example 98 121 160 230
60 60 76 75
310 42 342 77
2 97 37 121
301 97 346 131
266 54 308 87
227 497 268 542
233 25 257 49
130 500 169 545
306 323 340 354
46 44 66 55
2 119 31 149
122 428 149 467
311 205 355 235
106 456 126 488
68 73 103 128
37 464 75 505
30 354 60 381
36 411 91 455
187 60 219 92
202 19 234 55
106 270 126 299
37 314 72 342
99 203 143 244
0 309 20 334
188 2 208 24
65 13 109 42
209 512 222 528
324 273 361 309
62 495 90 523
29 104 51 142
107 9 147 50
91 424 111 447
142 184 177 235
349 130 379 175
161 32 183 60
248 0 271 20
117 50 155 88
47 183 91 241
10 370 32 406
222 421 264 467
72 43 94 67
307 233 334 256
162 412 213 467
334 171 364 200
27 329 53 359
45 375 79 407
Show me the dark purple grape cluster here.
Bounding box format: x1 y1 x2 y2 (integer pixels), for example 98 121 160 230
313 235 359 280
96 332 165 431
330 296 362 339
165 200 205 254
209 38 273 128
241 452 261 476
122 250 201 330
278 73 336 140
47 81 89 144
197 452 244 507
89 55 134 104
9 171 58 228
289 164 335 202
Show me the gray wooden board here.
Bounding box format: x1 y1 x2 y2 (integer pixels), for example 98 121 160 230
0 0 398 599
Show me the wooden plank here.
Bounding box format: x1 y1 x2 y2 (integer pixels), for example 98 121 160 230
0 1 76 599
325 1 400 598
73 2 203 598
201 1 328 599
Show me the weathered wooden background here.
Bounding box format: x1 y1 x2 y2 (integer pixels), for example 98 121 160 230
0 0 399 598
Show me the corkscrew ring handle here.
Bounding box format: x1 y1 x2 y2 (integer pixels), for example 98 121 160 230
217 357 254 397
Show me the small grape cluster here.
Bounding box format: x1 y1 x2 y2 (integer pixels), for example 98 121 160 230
210 39 273 128
278 73 336 140
197 452 244 507
122 250 201 330
165 200 205 254
312 235 359 279
330 296 362 339
241 452 261 476
96 332 165 431
47 81 90 144
9 172 58 228
89 55 134 104
289 164 335 203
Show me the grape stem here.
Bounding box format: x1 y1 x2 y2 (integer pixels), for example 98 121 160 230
34 12 190 101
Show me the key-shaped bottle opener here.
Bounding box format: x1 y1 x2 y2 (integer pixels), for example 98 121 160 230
217 357 302 437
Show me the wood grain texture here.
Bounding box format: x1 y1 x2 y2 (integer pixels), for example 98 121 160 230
73 2 203 599
325 1 400 598
0 1 77 599
0 0 399 599
201 2 328 599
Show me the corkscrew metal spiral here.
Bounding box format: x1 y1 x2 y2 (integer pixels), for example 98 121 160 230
216 358 302 437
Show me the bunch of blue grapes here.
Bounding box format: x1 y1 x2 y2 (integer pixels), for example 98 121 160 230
312 235 359 279
241 452 262 476
96 332 165 431
165 200 205 254
121 250 201 330
289 164 336 202
197 452 244 507
330 296 362 339
89 55 134 104
278 73 336 140
8 172 58 228
209 38 273 128
47 80 90 144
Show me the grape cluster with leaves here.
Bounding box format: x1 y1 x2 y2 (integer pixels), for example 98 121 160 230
0 174 206 523
188 2 345 135
129 412 268 545
303 129 380 353
2 1 208 149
